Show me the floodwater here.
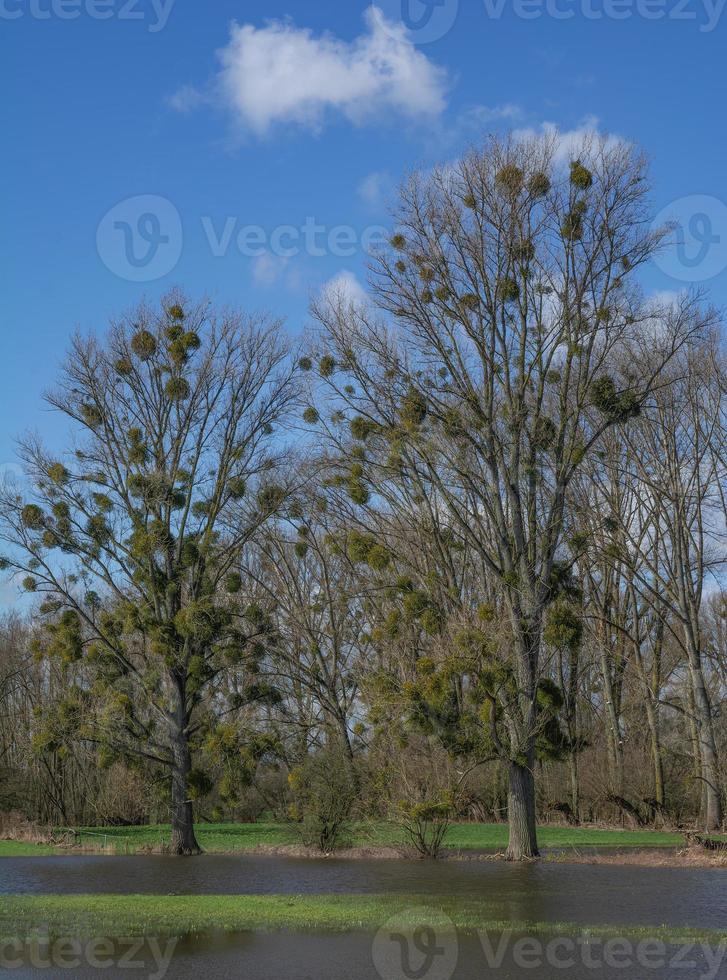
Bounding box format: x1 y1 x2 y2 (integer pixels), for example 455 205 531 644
1 855 726 979
5 930 727 979
1 854 725 928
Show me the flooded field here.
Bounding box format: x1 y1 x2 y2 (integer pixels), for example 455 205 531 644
1 854 724 929
2 855 725 978
5 929 727 980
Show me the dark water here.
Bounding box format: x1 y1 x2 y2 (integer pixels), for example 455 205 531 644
1 854 725 929
5 931 727 979
2 856 726 979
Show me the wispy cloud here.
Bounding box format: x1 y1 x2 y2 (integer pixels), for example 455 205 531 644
252 252 290 287
512 116 625 167
357 171 394 209
458 103 522 129
320 270 367 307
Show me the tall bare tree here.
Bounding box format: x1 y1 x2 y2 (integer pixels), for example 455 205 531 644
311 133 706 857
619 329 725 828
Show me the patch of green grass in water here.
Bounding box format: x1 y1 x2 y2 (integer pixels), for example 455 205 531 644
1 895 724 946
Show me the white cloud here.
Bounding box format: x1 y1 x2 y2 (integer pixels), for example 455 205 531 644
512 117 625 169
321 271 368 307
357 171 394 209
252 252 290 287
186 6 448 136
458 103 522 128
167 84 208 113
646 289 685 310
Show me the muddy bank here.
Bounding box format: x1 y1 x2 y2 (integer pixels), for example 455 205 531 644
6 838 727 869
550 847 727 869
124 842 727 868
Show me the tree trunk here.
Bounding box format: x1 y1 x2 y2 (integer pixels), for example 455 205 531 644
643 696 665 808
600 647 625 796
685 681 705 815
633 643 665 808
506 758 539 860
688 658 722 830
649 625 666 808
170 703 201 855
628 584 665 809
568 751 580 821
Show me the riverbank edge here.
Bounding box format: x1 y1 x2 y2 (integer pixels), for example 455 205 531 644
2 839 727 867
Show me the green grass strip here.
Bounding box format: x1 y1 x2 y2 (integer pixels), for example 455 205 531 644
2 821 702 857
0 842 63 857
1 895 725 945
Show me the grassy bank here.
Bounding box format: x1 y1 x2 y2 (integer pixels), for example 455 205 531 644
2 894 725 945
0 841 64 857
0 821 696 857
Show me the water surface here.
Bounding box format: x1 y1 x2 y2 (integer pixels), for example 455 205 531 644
1 854 725 929
3 855 726 979
6 931 727 979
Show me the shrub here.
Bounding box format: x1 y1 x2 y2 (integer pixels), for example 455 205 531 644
287 746 358 853
396 792 455 858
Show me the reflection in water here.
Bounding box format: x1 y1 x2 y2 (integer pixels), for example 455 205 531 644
6 930 727 980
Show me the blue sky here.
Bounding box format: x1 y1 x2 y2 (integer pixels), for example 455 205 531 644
2 0 726 469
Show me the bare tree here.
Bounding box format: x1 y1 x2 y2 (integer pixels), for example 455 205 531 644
618 328 725 828
310 133 706 857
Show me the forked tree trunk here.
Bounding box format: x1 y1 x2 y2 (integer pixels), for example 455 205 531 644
506 757 539 860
